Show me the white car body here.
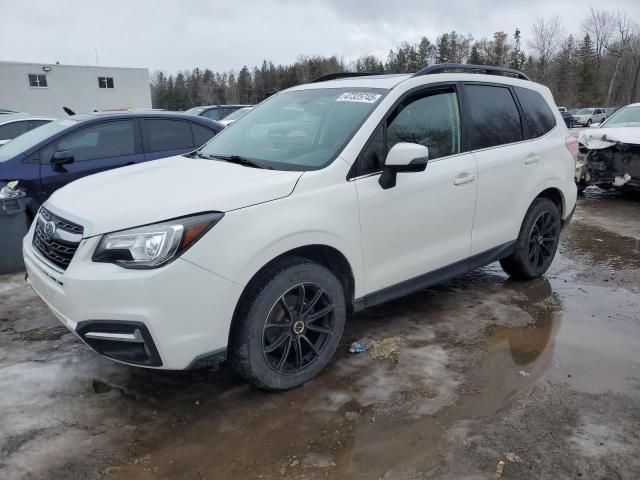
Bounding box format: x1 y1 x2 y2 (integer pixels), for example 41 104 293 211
24 71 577 377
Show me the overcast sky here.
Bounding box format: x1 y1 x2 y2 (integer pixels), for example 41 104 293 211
1 0 639 74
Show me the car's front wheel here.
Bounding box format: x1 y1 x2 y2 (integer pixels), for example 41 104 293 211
230 257 346 390
500 198 561 280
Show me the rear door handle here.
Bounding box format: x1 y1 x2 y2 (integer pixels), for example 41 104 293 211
524 154 540 165
454 174 475 186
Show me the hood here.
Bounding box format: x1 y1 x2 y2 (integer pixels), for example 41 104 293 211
47 156 303 236
578 127 640 150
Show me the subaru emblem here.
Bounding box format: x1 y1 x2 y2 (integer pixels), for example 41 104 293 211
44 221 56 239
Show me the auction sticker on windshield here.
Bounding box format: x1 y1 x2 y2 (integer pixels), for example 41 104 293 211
336 92 382 103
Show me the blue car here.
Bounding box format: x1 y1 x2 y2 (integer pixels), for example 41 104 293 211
0 111 223 218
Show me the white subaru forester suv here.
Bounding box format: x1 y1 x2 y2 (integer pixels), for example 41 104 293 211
23 65 578 390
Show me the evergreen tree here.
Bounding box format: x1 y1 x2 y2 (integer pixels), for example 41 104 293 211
509 29 527 70
576 35 597 106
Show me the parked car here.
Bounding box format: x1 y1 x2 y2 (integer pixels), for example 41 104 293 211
604 107 620 118
576 102 640 192
0 115 55 146
184 104 252 121
0 109 22 115
560 110 574 128
24 65 577 390
572 107 606 127
218 107 254 126
0 111 223 217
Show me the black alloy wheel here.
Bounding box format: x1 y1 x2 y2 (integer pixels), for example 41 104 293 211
262 283 335 374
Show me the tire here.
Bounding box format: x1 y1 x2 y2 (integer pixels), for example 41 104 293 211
500 198 561 280
586 119 592 126
229 257 346 391
576 181 587 194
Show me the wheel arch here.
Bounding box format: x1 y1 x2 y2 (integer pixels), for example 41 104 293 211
228 244 357 346
534 187 565 218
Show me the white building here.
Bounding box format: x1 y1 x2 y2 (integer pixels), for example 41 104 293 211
0 61 152 117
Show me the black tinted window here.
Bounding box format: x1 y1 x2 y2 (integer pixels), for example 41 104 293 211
515 87 556 138
358 90 461 175
466 85 523 149
41 120 136 163
359 125 385 175
191 123 216 146
0 121 30 140
143 119 194 152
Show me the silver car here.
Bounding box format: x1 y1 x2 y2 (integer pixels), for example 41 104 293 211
572 108 606 127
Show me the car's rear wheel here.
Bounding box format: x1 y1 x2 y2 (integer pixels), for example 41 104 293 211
500 198 561 280
230 257 346 391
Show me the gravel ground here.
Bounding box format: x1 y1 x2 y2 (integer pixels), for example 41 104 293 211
1 187 639 480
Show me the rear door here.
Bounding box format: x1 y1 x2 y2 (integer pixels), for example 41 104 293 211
463 83 533 255
38 119 144 201
141 118 197 160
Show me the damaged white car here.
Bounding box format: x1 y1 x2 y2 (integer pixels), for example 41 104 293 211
576 103 640 192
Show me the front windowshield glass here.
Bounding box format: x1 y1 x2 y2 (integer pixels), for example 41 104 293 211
200 88 387 170
601 106 640 127
576 108 594 115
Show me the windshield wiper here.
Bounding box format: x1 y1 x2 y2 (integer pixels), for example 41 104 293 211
201 153 271 169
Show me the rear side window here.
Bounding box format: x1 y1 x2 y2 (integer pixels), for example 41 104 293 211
191 123 216 146
41 120 136 163
143 119 194 152
515 87 556 138
466 85 523 150
0 120 30 140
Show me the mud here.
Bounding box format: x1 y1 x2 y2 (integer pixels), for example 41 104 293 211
1 191 639 479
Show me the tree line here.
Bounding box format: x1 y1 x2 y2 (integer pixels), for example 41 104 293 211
151 7 640 110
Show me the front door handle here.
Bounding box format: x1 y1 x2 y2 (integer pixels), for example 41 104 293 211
454 174 476 186
524 154 540 165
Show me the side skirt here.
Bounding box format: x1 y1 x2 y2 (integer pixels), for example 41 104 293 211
356 241 516 310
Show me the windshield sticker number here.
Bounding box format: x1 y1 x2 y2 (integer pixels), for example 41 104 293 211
336 92 382 104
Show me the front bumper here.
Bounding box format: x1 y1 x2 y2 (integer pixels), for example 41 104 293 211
23 228 243 370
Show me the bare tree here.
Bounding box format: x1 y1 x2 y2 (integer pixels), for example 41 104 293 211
605 11 636 105
528 16 563 83
582 7 615 72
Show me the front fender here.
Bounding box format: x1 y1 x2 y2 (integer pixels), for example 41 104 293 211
182 181 364 297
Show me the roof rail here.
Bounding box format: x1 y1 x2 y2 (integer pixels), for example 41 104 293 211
413 63 529 81
310 72 380 83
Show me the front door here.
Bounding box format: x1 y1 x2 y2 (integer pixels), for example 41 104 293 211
355 86 477 295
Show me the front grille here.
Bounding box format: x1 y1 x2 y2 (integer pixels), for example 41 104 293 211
32 209 84 270
40 207 84 234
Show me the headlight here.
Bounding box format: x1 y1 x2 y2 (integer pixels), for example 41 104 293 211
93 212 223 269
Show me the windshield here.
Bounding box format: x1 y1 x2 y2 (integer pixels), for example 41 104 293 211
224 107 253 121
0 118 77 162
601 106 640 128
576 108 594 115
184 107 205 116
199 88 387 170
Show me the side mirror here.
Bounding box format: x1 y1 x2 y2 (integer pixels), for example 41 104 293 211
379 142 429 190
51 150 74 166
